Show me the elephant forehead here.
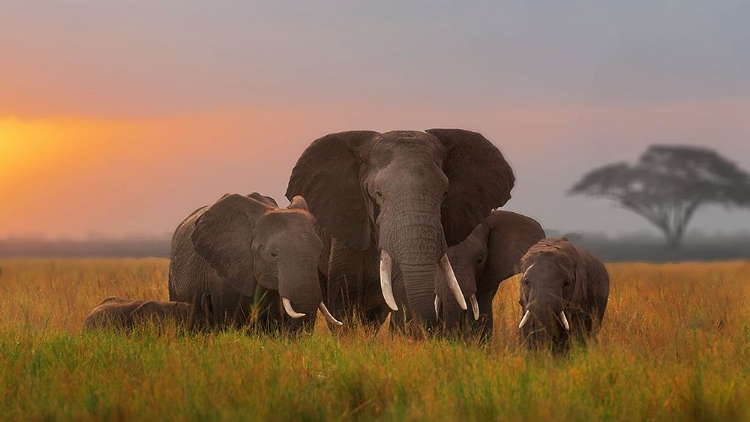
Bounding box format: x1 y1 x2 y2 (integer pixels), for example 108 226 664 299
255 211 318 235
372 131 445 159
524 256 572 280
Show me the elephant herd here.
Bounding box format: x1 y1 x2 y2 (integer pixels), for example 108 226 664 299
85 129 610 352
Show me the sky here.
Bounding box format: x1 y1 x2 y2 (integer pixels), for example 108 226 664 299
1 1 749 239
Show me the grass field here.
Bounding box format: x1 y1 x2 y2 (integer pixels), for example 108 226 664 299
1 258 748 421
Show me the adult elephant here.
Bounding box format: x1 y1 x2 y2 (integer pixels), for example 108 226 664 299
434 210 545 341
169 193 341 333
286 129 514 332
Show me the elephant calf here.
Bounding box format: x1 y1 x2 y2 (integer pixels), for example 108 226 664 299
84 295 213 331
434 210 545 341
518 238 610 353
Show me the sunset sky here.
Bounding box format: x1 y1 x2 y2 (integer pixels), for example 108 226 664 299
1 1 749 239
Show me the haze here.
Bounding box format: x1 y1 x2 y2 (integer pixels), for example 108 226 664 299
2 1 749 239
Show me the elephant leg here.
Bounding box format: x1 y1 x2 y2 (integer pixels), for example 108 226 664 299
474 289 497 343
327 238 381 329
167 267 177 301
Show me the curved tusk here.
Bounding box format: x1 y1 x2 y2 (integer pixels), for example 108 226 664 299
470 293 479 321
439 254 468 311
521 263 535 280
319 302 343 326
434 296 441 319
559 311 570 331
518 310 531 329
380 250 399 311
282 297 306 319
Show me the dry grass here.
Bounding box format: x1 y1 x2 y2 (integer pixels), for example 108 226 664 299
1 258 748 421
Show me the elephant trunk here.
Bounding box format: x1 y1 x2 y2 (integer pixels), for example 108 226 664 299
399 263 441 328
278 261 322 332
379 204 451 329
520 290 567 341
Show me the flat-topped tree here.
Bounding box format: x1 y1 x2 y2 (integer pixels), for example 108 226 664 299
569 145 750 248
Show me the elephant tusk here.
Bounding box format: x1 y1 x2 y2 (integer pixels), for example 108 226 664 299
282 297 306 319
439 254 468 311
319 302 343 326
559 311 570 331
380 250 399 311
521 263 535 279
518 310 531 329
434 296 441 319
470 293 479 321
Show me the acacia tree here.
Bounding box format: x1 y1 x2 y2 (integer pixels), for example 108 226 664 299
569 145 750 248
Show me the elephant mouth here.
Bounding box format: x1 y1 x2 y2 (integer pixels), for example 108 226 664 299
433 294 480 321
518 309 570 331
378 249 469 315
281 297 343 327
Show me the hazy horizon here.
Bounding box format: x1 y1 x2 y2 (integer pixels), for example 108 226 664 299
2 1 749 239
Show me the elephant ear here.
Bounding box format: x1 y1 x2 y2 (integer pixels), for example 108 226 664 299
478 211 546 294
191 194 273 297
569 242 607 305
286 131 379 251
426 129 515 246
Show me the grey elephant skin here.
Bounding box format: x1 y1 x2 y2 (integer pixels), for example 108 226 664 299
169 193 337 333
518 238 610 353
434 210 546 341
286 129 514 332
84 295 213 331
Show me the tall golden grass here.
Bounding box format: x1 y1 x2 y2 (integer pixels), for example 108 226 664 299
1 258 748 421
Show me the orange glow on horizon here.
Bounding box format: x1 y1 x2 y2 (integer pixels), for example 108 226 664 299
0 118 117 197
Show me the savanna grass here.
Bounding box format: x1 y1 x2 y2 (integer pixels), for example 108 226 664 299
1 258 748 421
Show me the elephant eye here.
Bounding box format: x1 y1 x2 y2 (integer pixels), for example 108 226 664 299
523 278 529 286
270 250 278 259
476 258 483 264
375 190 384 200
564 279 570 287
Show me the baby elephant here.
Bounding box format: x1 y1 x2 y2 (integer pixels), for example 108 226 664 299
433 210 546 341
518 238 609 353
84 294 213 332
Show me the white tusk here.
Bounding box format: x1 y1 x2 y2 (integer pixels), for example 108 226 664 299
518 310 531 329
439 254 468 310
319 302 343 326
521 263 535 279
559 311 570 331
434 296 440 319
380 250 399 311
282 297 306 319
470 293 479 321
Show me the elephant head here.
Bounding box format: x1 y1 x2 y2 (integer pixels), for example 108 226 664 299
190 193 341 330
434 210 545 340
286 129 514 328
517 238 610 353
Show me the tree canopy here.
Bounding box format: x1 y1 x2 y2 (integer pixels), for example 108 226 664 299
569 145 750 247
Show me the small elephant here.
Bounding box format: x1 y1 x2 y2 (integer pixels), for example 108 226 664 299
169 193 341 333
286 129 515 332
83 294 213 331
518 238 610 353
433 210 545 340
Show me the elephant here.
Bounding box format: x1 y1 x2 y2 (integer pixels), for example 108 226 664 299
83 294 213 331
517 238 610 353
286 129 514 332
433 210 546 341
168 193 341 333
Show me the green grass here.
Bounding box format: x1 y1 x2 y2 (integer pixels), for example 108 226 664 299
1 259 749 421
